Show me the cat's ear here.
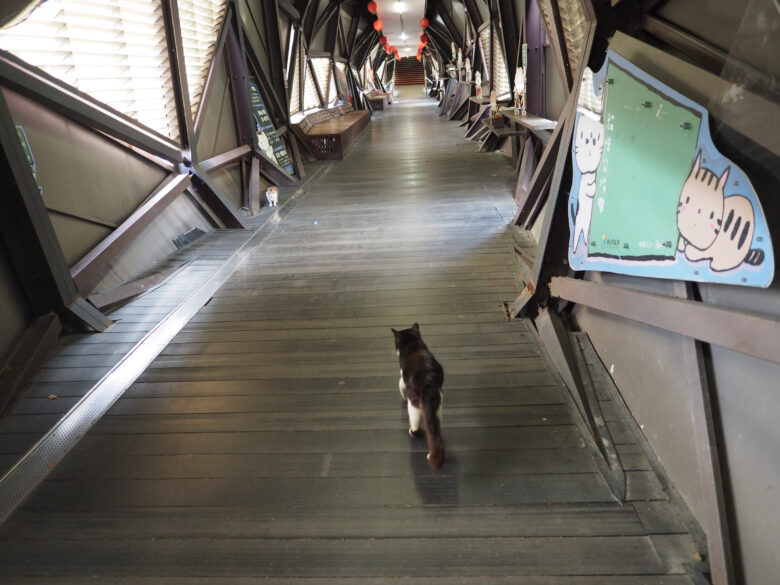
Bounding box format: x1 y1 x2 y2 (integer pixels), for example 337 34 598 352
391 328 399 337
692 151 702 174
412 322 419 332
717 166 730 192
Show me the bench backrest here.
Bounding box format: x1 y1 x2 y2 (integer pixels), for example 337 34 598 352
299 104 355 133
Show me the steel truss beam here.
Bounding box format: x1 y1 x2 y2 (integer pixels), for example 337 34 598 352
432 0 464 49
0 87 111 330
0 52 183 163
163 0 195 152
70 173 192 292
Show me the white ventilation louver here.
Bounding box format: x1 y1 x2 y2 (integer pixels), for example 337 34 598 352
479 25 491 78
310 57 331 104
178 0 228 118
289 41 301 115
302 49 320 111
0 0 180 142
492 26 511 99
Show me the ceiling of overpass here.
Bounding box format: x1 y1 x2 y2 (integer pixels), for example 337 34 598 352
374 0 427 58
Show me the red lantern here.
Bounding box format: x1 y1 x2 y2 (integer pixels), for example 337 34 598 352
416 55 422 61
420 33 428 44
420 18 429 29
396 53 401 61
367 1 377 14
379 35 387 45
373 19 383 32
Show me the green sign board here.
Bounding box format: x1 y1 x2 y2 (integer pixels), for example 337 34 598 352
248 81 294 176
588 61 701 260
568 50 774 287
16 125 35 171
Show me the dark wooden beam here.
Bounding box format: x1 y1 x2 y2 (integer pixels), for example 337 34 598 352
542 0 573 91
247 156 262 214
189 170 248 229
308 58 327 107
336 11 348 57
433 0 464 49
671 285 735 585
278 0 301 20
261 0 289 117
425 22 453 63
642 15 727 75
241 27 293 129
193 5 232 139
513 110 568 226
0 84 111 330
225 23 256 148
324 4 340 55
346 8 361 56
0 51 183 163
302 0 321 43
0 313 61 417
70 173 192 293
535 309 626 500
463 0 484 30
350 27 377 68
162 0 195 152
549 277 780 365
199 144 253 173
496 0 518 78
312 1 340 41
87 259 194 311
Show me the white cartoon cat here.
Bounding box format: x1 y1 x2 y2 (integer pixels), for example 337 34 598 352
572 111 604 253
676 152 764 271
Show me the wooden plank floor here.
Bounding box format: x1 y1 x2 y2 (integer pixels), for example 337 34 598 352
0 86 696 583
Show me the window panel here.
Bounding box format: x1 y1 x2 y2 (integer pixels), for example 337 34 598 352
479 25 491 79
178 0 228 118
289 40 301 115
310 57 331 104
557 0 587 78
491 26 511 98
302 48 320 111
0 0 180 142
328 65 338 106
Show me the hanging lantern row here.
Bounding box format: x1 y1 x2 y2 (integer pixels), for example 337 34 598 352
368 3 431 61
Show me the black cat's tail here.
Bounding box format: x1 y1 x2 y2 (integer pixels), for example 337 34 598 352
423 389 444 470
745 248 765 266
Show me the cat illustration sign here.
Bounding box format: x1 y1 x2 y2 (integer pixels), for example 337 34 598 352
568 50 774 287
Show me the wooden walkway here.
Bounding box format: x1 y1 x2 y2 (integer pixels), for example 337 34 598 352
0 86 697 583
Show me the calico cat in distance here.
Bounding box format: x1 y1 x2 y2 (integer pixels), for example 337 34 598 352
392 323 445 469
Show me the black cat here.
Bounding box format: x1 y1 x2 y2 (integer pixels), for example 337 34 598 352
392 323 445 469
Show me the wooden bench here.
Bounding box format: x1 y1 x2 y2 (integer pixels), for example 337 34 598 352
365 90 391 111
294 105 371 160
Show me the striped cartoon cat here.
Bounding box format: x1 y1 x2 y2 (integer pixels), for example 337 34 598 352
677 152 764 272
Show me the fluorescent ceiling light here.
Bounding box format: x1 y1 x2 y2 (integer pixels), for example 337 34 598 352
393 2 406 13
400 32 407 40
